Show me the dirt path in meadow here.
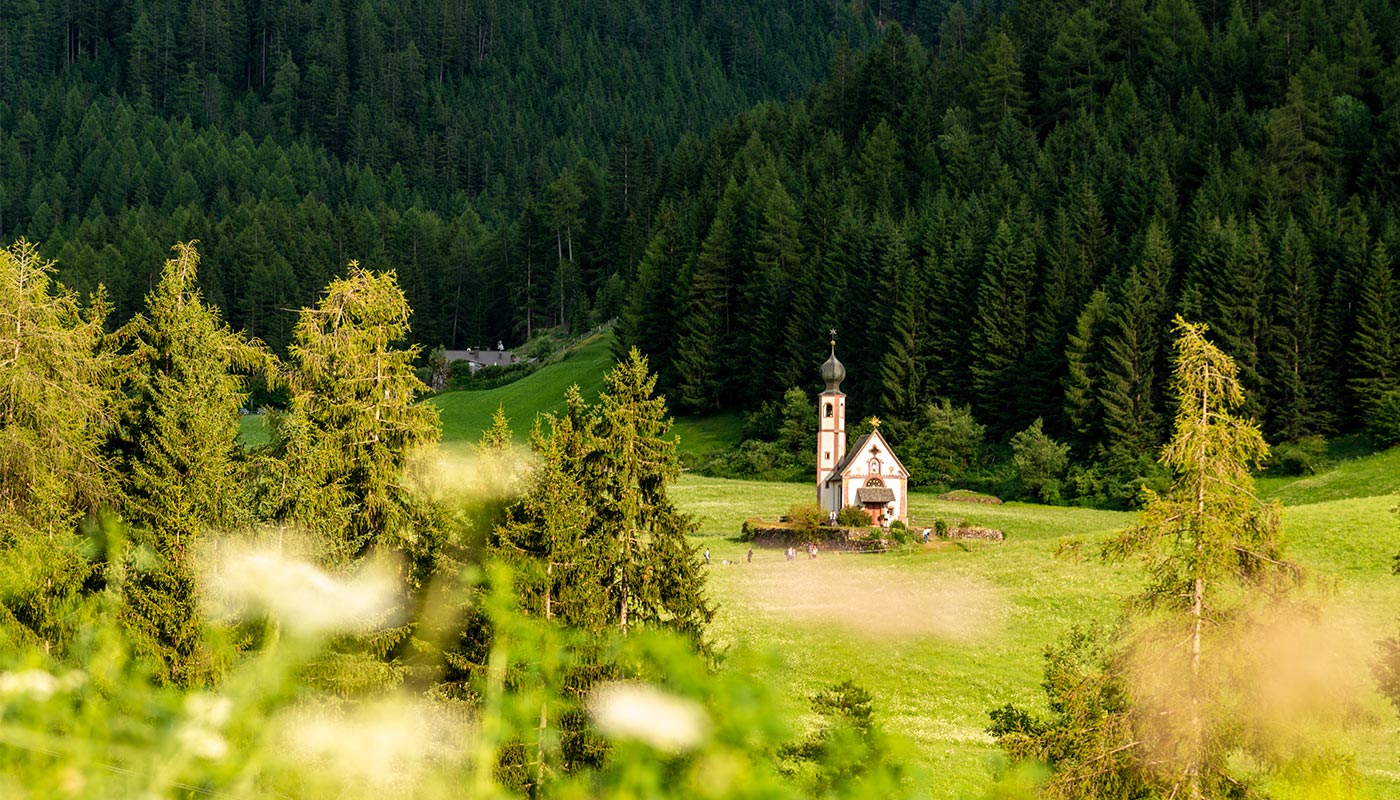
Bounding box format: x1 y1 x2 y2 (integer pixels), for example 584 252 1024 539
731 555 1004 641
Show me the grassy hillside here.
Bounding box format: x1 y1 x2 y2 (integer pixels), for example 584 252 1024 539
675 466 1400 798
430 331 744 459
1257 445 1400 505
430 333 616 447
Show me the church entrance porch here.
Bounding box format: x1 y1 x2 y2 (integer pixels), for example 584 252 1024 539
856 481 895 525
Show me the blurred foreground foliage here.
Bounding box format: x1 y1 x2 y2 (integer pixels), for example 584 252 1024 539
0 522 926 799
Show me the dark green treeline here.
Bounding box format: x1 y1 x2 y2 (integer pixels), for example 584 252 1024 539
614 0 1400 477
0 0 880 349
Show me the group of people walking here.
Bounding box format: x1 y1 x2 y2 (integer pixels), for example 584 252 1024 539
783 543 818 561
704 543 822 564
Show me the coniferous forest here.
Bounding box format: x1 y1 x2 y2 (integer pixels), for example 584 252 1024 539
4 0 1400 498
4 1 1400 797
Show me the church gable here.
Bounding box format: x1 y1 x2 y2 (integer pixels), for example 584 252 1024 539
837 430 907 481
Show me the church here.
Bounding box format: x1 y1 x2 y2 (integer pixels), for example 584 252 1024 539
815 339 909 526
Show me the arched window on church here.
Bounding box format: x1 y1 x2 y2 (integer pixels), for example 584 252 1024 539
864 477 884 487
868 457 881 474
825 402 833 418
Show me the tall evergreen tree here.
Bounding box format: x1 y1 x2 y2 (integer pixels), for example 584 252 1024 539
1063 288 1109 456
1349 239 1400 442
266 263 441 567
1262 219 1324 440
971 217 1037 432
109 241 266 686
878 228 925 425
674 211 737 412
1098 221 1170 472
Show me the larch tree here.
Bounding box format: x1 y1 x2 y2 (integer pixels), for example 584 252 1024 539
995 317 1335 799
0 239 116 654
266 262 441 569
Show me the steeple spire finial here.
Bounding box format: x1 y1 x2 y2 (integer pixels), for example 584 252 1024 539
820 331 845 392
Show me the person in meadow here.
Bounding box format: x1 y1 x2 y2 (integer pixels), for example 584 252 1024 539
747 547 753 563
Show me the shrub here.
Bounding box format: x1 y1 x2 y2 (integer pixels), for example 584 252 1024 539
786 503 824 541
933 519 948 538
901 400 986 487
836 506 870 527
1268 435 1330 475
887 521 912 545
1011 418 1069 504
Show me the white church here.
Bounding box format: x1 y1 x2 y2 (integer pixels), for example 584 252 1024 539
815 338 909 526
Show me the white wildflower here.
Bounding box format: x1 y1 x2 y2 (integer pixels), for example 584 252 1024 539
177 726 229 760
0 669 85 701
177 693 234 761
205 546 397 635
588 682 709 752
279 698 466 791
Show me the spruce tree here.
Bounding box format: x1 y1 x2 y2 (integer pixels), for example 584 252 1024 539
109 241 267 686
1098 222 1170 470
674 213 736 412
878 229 926 425
497 349 711 641
1063 289 1109 456
971 217 1037 433
1349 239 1400 442
1262 219 1324 440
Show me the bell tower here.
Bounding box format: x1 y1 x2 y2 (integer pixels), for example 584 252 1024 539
817 332 847 511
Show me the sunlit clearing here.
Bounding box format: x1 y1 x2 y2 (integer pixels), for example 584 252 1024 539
588 681 710 753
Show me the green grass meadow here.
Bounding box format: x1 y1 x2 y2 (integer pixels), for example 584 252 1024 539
676 467 1400 798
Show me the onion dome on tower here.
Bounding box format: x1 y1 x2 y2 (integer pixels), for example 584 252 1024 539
821 335 845 393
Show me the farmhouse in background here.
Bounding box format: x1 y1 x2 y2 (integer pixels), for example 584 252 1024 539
443 342 514 373
815 338 909 526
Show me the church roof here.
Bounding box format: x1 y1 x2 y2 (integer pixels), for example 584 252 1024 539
823 429 909 483
856 486 896 504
